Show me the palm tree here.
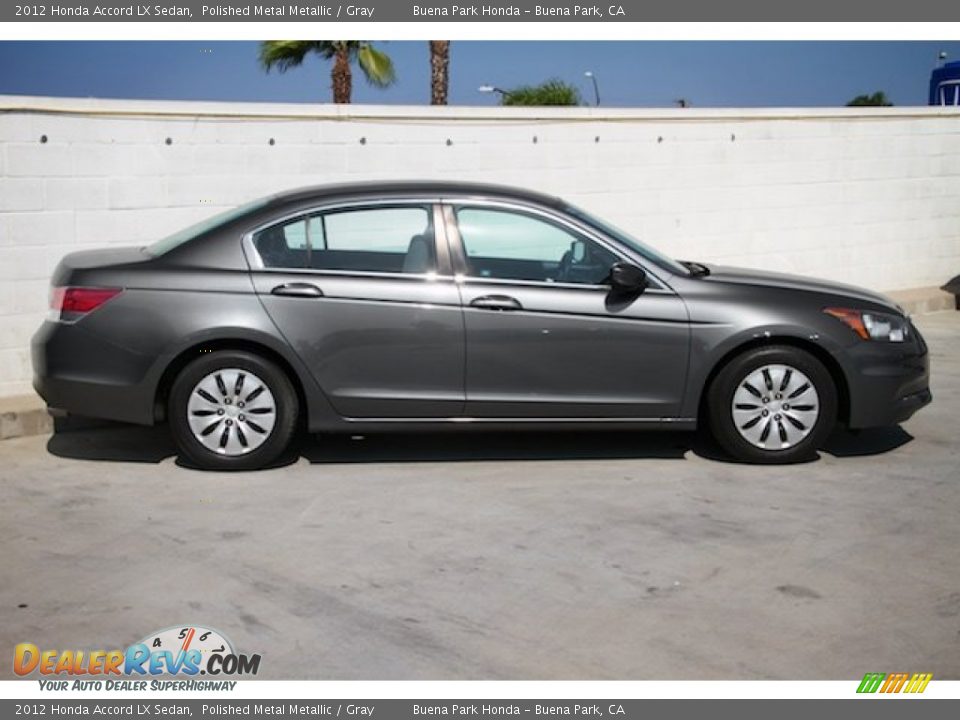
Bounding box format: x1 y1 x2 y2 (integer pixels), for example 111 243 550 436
259 41 396 104
499 79 581 107
429 41 451 105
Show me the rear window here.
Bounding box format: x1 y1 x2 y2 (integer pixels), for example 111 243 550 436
146 198 270 256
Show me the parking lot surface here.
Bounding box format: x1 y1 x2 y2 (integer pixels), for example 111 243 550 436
1 311 958 680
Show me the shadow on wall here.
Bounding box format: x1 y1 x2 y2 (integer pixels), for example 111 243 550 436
45 423 915 470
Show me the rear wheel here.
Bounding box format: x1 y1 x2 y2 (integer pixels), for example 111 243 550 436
169 350 299 470
707 345 837 463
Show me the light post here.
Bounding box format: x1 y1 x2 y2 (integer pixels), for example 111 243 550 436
584 71 600 106
478 85 511 102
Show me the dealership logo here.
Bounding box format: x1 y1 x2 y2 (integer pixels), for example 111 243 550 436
14 625 261 678
857 672 932 694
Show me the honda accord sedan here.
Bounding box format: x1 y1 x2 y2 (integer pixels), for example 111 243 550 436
32 181 931 469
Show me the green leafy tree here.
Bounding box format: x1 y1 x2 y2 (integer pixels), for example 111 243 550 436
259 41 396 104
846 91 894 107
500 79 582 107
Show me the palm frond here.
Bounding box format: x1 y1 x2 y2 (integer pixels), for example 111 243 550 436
259 41 316 72
356 44 397 89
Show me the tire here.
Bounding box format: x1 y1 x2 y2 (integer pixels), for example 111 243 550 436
706 345 837 464
168 350 299 471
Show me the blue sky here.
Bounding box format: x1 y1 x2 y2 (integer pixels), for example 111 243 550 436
0 41 956 107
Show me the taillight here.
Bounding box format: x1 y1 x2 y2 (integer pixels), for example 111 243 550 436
49 287 123 321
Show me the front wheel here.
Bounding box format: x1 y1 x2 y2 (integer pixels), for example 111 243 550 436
707 345 837 464
168 350 299 470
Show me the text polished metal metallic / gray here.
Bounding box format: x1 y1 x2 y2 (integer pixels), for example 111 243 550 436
31 181 931 470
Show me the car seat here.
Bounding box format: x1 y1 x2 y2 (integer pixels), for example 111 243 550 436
403 233 436 274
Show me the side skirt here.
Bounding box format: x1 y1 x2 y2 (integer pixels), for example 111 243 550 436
309 416 698 434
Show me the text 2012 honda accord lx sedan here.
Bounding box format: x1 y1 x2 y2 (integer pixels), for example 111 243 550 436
32 182 931 470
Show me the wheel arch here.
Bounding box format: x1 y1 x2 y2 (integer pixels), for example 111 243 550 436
153 338 310 425
696 335 851 425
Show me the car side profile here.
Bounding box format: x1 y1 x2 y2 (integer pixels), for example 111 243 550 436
32 181 931 470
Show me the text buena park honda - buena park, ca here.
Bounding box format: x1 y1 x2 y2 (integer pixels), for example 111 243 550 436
413 4 625 16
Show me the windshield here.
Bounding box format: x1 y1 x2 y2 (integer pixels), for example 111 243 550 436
145 198 270 256
565 205 691 276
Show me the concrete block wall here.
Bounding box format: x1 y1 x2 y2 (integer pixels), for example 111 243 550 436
1 95 959 398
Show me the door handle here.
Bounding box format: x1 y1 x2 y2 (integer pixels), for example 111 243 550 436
271 282 323 298
470 294 523 311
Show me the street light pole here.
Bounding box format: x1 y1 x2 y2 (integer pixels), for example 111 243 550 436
584 71 600 107
478 85 514 103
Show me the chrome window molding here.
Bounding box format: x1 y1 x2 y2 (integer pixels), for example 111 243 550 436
240 193 675 294
453 274 674 296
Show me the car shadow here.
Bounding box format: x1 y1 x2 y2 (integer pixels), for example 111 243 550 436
821 425 914 457
45 421 914 468
300 430 699 464
47 421 178 464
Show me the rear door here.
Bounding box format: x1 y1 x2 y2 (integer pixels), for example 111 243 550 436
247 201 465 419
444 201 690 419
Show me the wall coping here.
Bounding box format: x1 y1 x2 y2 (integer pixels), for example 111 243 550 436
2 94 960 123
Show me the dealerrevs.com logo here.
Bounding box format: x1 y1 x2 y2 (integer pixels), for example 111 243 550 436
14 625 261 685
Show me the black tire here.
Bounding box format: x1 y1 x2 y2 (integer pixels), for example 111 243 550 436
168 350 299 471
706 345 837 464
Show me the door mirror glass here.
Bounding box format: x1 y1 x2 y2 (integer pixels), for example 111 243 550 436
609 262 647 292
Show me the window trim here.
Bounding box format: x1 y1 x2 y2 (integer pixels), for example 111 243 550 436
242 198 453 279
441 199 673 294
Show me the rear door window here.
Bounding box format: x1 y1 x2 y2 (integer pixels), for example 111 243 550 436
253 205 435 274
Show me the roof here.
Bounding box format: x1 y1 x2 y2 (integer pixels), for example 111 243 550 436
261 180 567 211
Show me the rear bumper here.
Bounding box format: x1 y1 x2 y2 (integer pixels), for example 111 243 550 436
845 322 932 429
31 320 158 426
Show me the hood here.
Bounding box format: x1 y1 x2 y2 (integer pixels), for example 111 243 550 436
702 264 902 314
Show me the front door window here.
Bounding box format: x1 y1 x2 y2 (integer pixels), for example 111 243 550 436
454 206 618 285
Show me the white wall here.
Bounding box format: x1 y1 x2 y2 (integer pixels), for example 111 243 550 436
1 95 959 398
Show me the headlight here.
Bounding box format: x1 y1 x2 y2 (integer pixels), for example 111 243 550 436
824 307 909 342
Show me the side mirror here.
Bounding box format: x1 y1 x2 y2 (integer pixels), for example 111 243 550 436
609 262 647 293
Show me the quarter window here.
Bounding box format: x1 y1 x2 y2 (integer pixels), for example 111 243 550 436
454 207 618 285
253 205 435 274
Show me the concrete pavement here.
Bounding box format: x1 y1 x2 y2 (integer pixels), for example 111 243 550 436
1 312 958 680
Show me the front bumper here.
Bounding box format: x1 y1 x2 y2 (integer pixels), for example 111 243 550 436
844 320 932 428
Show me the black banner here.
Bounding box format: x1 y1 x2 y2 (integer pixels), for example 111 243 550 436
6 0 960 22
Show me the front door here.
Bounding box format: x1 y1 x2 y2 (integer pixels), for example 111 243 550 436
445 203 690 419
